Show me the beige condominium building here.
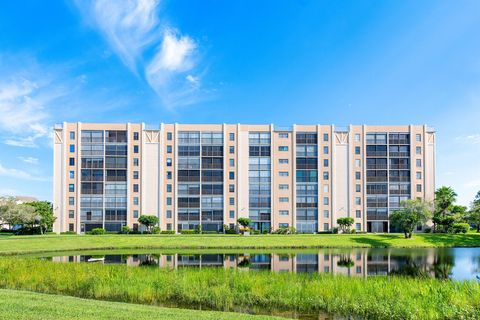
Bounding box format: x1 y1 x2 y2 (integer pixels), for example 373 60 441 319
53 123 435 234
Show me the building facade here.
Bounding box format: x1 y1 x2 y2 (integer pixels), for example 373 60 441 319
53 123 435 234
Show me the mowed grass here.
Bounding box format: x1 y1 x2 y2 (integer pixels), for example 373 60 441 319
1 233 480 255
1 258 479 319
0 289 282 320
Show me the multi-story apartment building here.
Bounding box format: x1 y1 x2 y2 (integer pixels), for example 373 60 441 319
53 123 435 234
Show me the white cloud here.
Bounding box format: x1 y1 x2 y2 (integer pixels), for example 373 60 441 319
0 162 47 181
75 0 203 108
17 156 39 165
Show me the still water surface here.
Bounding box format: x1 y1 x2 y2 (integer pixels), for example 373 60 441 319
43 247 480 281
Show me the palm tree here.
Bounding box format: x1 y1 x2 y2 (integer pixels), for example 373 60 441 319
433 186 457 232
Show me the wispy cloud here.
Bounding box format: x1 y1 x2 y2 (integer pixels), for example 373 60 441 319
17 156 39 165
0 162 48 181
456 134 480 145
75 0 204 108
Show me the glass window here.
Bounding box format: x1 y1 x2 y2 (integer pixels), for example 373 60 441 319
229 210 235 218
323 146 329 154
416 134 421 142
133 184 139 192
355 172 361 180
167 171 172 179
278 146 288 151
230 159 235 167
356 210 361 218
70 131 75 140
229 133 235 141
229 184 235 192
279 171 289 177
167 197 172 205
417 184 422 192
69 210 74 218
279 133 289 138
69 144 75 153
280 210 289 216
279 159 289 164
133 132 139 141
323 185 329 192
280 197 289 203
69 197 74 205
166 158 172 166
133 197 139 205
167 145 172 153
323 210 329 218
324 159 328 167
229 172 235 180
133 210 139 218
69 184 75 192
133 171 139 179
167 132 172 141
323 172 329 180
133 158 139 166
166 184 172 192
355 159 361 167
323 133 328 141
356 184 361 192
355 146 360 154
279 184 289 190
324 223 329 231
69 158 75 166
416 172 422 179
356 223 361 231
229 197 235 205
229 146 235 154
69 171 75 179
355 134 360 142
166 210 172 219
416 159 422 167
416 146 422 155
134 145 139 153
323 197 329 205
355 197 361 205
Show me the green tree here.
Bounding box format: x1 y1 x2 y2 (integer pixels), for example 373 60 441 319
433 186 457 232
390 199 432 239
237 217 252 228
336 217 354 233
138 215 159 233
25 201 56 234
468 191 480 232
0 197 36 229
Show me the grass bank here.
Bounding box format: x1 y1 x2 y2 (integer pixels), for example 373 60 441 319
0 289 282 320
1 233 480 255
0 258 479 319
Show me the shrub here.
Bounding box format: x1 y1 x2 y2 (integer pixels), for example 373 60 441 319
60 231 77 235
160 230 175 234
195 224 202 234
332 227 339 234
225 228 237 234
202 231 218 234
129 230 142 234
452 223 470 234
350 229 357 234
424 227 432 233
14 226 42 235
152 226 161 234
120 226 130 234
89 228 106 235
180 230 195 234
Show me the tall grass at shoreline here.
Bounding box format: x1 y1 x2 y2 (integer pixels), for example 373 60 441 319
0 257 479 319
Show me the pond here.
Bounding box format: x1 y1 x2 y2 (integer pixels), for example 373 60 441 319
41 247 480 281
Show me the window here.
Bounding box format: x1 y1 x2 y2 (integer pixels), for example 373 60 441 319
69 171 75 179
416 159 422 167
69 223 74 232
133 184 139 192
133 210 139 218
355 172 361 180
355 197 361 205
416 172 422 179
70 131 75 140
167 197 172 205
69 197 74 205
323 146 329 154
356 184 361 192
279 210 289 216
167 171 172 180
167 145 172 153
167 184 172 192
356 210 361 218
69 184 75 192
280 197 289 203
229 210 235 218
167 223 172 230
229 171 235 180
278 146 288 151
355 146 360 155
229 133 235 141
279 171 289 177
166 210 172 219
279 223 289 228
229 184 235 192
229 146 235 154
69 144 75 153
416 134 421 142
324 210 329 218
324 223 329 231
229 197 235 205
133 158 139 166
167 132 172 141
279 159 289 164
69 210 75 219
279 184 289 190
323 197 329 205
133 171 139 179
416 146 422 155
355 159 361 167
279 133 289 138
417 184 422 192
322 159 328 167
230 159 235 167
69 158 75 166
133 132 139 140
356 223 361 231
323 133 329 142
134 145 139 153
133 197 139 205
166 158 172 166
355 134 360 142
323 172 329 180
323 185 329 192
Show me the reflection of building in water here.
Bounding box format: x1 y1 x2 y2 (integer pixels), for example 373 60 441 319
52 249 442 278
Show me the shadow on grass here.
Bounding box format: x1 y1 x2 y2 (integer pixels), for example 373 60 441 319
349 234 402 248
420 233 480 247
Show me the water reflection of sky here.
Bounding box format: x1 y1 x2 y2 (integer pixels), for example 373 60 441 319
451 248 480 281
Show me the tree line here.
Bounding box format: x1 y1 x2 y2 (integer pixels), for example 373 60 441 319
0 197 56 234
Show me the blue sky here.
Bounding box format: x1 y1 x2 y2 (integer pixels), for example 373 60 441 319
0 0 480 205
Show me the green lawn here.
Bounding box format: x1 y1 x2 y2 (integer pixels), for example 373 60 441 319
0 233 479 255
0 289 281 320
